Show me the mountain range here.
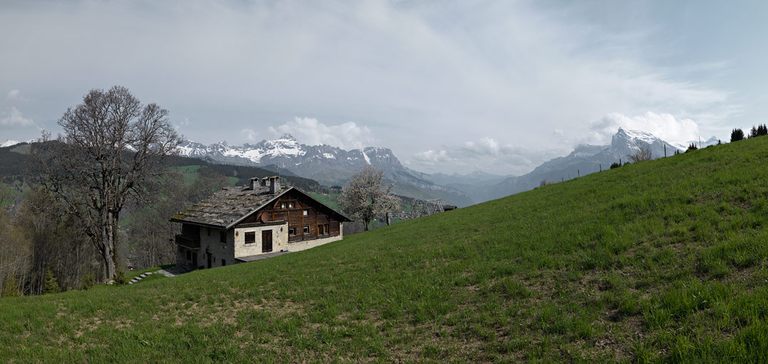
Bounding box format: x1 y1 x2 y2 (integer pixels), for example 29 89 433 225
474 129 719 202
176 135 474 206
175 128 718 205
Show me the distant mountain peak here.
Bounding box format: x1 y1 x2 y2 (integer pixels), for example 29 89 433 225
1 140 21 148
613 128 660 145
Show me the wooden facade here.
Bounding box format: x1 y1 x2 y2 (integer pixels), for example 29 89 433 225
238 189 342 242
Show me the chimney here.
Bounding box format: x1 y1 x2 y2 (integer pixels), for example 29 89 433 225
249 177 260 190
268 176 280 194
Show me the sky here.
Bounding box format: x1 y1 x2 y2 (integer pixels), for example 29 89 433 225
1 0 766 175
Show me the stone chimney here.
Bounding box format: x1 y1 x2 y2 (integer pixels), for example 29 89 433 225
249 177 260 190
268 176 280 194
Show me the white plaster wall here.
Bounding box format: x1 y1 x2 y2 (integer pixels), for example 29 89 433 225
234 223 289 259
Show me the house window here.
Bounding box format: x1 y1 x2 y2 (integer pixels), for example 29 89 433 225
186 250 191 260
288 202 294 208
318 224 329 235
280 202 286 209
207 228 211 236
244 231 256 245
303 210 308 216
289 227 296 236
303 225 310 234
220 231 227 243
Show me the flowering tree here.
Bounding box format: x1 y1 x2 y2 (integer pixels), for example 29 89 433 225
339 167 399 231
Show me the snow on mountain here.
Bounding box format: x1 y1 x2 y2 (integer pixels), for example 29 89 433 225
481 128 690 202
175 135 472 206
1 140 21 148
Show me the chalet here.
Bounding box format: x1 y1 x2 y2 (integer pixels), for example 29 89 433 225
170 176 351 270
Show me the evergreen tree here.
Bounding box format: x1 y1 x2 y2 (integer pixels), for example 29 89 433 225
43 269 60 294
731 128 745 142
686 143 698 152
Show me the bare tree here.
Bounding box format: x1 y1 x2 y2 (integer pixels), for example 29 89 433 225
629 146 653 163
339 167 400 231
34 86 179 282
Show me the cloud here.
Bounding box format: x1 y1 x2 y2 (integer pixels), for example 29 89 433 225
6 89 21 101
411 137 557 175
0 1 743 173
0 107 34 127
585 112 700 145
413 149 451 163
267 117 374 150
241 128 258 142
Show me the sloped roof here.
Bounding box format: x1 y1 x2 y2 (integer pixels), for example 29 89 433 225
171 185 351 228
171 185 289 228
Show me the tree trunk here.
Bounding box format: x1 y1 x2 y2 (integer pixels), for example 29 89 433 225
100 211 118 282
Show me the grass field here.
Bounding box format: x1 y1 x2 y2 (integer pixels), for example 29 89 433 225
3 137 768 361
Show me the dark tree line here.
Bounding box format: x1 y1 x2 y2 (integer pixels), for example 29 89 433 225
732 124 767 142
0 167 228 297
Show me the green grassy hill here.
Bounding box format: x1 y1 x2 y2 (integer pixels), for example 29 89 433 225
3 138 768 362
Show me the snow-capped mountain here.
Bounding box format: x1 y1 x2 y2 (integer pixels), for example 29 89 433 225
480 128 704 201
176 135 472 206
1 140 22 148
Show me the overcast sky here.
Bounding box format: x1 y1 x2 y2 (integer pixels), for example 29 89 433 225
1 0 765 175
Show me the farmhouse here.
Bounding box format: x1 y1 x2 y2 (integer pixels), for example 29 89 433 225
171 176 351 271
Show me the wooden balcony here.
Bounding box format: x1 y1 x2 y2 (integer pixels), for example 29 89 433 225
175 234 200 249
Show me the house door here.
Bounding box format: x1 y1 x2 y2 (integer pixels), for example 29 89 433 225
262 230 273 253
192 253 198 269
206 252 212 268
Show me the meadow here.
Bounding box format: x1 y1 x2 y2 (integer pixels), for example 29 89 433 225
2 137 768 362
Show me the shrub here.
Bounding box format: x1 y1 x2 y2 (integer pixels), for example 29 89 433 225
43 269 60 294
114 270 128 285
610 162 621 169
1 276 20 297
81 273 96 290
629 146 652 163
686 143 698 152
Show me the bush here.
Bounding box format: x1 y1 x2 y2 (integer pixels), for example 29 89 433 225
114 270 128 285
43 269 60 294
686 143 698 152
1 276 20 297
731 128 745 142
81 273 96 290
610 162 621 169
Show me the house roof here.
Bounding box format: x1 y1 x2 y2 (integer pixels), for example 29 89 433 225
170 185 350 229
